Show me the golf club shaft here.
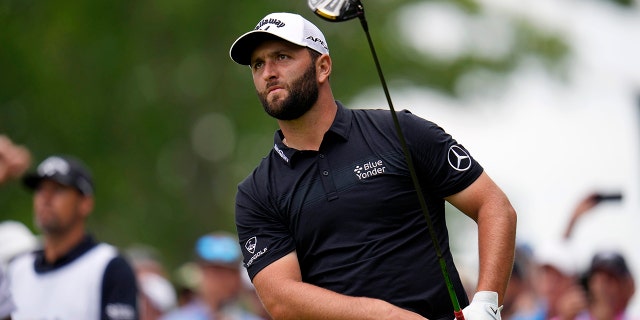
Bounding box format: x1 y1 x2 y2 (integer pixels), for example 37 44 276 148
356 12 466 320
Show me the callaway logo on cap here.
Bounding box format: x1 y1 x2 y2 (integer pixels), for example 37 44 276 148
229 12 329 65
22 155 94 195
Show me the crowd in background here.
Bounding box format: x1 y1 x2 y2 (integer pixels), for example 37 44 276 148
0 135 637 320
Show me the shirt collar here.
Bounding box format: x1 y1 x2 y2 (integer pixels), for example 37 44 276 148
329 101 352 141
272 101 352 166
34 233 98 273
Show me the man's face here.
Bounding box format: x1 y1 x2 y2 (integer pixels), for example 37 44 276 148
588 270 633 312
199 264 241 308
535 265 576 299
251 40 319 120
33 179 89 235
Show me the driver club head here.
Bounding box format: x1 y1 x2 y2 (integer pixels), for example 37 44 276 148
308 0 364 22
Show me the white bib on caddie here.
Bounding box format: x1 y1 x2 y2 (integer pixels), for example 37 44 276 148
8 243 117 320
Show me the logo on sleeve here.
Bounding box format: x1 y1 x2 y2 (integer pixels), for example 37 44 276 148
245 237 257 254
447 145 471 171
245 237 268 267
106 303 136 320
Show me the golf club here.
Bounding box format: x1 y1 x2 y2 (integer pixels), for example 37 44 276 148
308 1 466 319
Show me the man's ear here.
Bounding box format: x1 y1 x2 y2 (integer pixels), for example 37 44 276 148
79 195 94 219
316 54 332 83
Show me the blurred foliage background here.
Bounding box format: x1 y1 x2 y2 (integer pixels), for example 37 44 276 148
0 0 580 275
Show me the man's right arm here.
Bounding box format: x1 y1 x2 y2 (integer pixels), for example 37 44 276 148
252 251 427 320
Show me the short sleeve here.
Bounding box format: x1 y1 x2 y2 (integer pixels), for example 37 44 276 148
101 256 139 320
398 110 483 198
235 176 296 280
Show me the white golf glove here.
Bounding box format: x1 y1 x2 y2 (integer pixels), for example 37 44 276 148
457 291 502 320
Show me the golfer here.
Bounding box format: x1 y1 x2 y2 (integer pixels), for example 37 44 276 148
230 12 517 320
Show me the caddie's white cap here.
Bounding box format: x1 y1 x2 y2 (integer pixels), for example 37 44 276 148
230 12 329 65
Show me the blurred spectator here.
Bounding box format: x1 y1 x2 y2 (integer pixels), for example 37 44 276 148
127 245 177 320
533 241 588 320
172 262 199 308
563 192 622 240
160 232 264 320
0 268 13 320
0 134 32 320
0 220 38 320
560 191 635 319
6 155 138 319
575 250 636 320
239 267 269 319
503 244 545 320
0 135 36 270
0 221 38 269
0 135 31 186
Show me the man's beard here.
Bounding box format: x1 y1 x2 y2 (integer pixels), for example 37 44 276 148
258 62 319 121
35 209 79 236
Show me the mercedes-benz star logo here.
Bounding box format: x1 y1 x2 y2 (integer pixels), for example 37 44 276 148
447 145 471 171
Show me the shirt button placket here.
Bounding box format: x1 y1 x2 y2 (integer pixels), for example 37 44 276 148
318 153 338 200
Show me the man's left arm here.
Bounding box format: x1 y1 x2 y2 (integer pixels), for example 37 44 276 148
101 256 139 320
446 171 517 306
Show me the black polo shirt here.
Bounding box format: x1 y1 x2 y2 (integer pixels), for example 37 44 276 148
235 102 482 319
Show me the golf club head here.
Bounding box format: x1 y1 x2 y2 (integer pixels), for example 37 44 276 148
308 0 364 22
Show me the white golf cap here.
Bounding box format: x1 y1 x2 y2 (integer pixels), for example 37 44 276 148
534 240 578 277
139 272 177 313
0 220 39 267
230 12 329 65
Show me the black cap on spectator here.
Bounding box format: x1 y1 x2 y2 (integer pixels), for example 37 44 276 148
588 250 631 278
23 155 94 195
